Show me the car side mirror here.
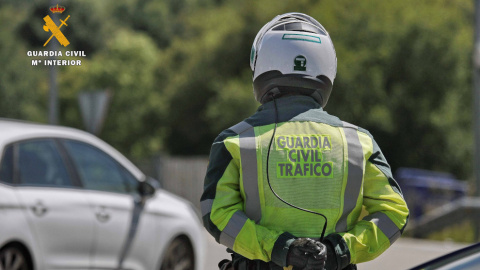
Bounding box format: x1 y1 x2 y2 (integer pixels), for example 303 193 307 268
138 178 156 198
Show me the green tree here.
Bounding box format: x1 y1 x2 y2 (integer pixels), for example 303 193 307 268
60 28 163 159
0 0 474 179
320 0 473 179
0 4 46 121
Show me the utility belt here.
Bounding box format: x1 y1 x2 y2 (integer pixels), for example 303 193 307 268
219 251 357 270
218 252 283 270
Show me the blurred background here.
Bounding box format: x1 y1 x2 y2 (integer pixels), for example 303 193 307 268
1 0 479 268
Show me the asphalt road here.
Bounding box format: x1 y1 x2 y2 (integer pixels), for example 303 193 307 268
203 232 468 270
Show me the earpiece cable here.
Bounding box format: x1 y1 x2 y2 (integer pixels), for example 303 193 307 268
265 93 328 242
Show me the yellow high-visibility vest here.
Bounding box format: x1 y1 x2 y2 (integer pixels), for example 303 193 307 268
201 95 409 267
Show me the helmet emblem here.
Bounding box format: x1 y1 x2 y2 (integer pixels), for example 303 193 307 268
294 55 307 71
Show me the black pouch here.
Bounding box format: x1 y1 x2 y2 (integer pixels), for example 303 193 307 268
231 252 280 270
218 259 234 270
342 264 357 270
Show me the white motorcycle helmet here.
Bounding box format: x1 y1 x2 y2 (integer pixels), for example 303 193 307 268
250 13 337 107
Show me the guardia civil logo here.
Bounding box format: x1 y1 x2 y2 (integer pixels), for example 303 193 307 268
27 4 87 66
43 4 70 47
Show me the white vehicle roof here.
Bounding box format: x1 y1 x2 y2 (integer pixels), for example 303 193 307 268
0 118 144 180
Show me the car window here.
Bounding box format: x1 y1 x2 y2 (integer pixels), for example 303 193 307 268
0 145 14 184
63 140 139 194
18 140 74 187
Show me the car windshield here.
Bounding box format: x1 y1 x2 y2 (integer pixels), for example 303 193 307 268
436 253 480 270
411 243 480 270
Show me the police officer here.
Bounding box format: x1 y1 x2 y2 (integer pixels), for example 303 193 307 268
201 13 409 270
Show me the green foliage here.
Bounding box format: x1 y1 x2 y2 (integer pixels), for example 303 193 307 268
0 4 46 121
0 0 474 179
322 0 473 179
61 28 163 158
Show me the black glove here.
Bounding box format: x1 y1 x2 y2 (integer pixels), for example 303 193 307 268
324 242 337 270
286 238 327 270
323 234 351 270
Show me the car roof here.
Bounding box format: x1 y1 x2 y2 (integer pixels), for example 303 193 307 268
0 118 144 180
1 118 87 142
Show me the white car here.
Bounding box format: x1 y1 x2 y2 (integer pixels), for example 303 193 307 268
0 119 205 270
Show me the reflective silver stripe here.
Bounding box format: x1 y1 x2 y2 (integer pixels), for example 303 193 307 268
219 211 248 249
240 126 262 223
201 199 214 216
336 122 364 233
219 231 236 249
363 212 401 244
230 121 252 134
230 121 262 223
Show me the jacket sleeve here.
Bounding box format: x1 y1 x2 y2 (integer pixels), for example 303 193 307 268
200 131 296 266
337 136 409 265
